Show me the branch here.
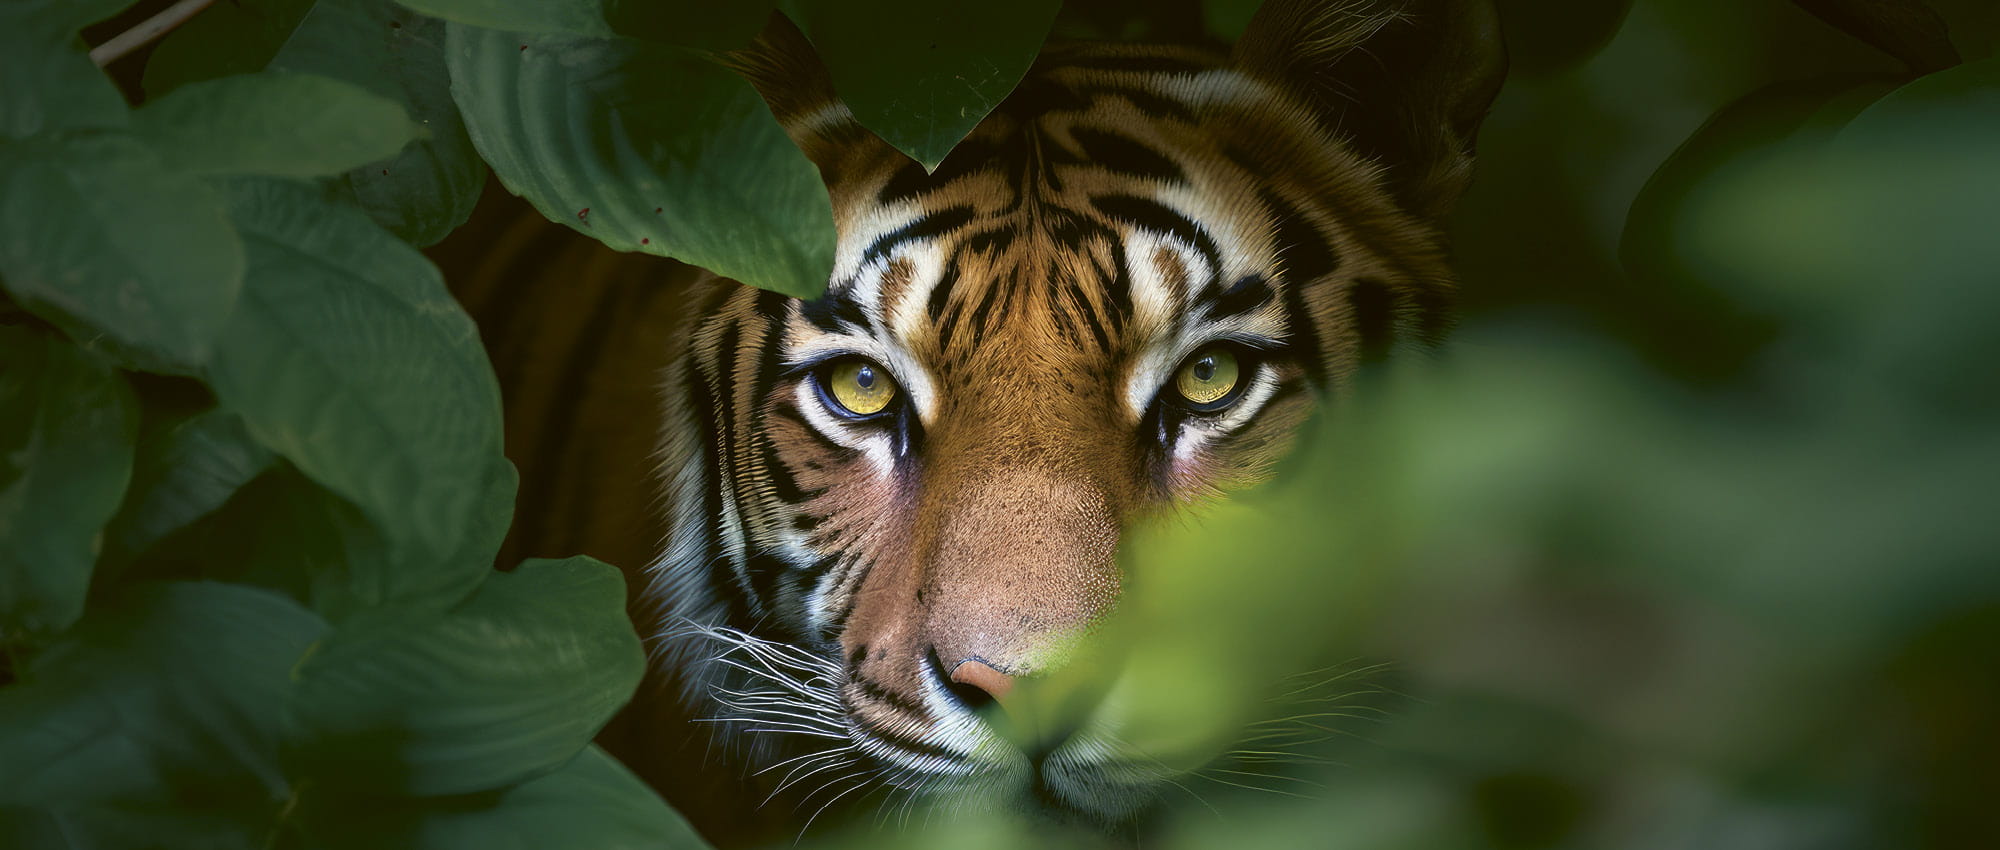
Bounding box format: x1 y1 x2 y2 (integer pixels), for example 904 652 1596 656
89 0 216 68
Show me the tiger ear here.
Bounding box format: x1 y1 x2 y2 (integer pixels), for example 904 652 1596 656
1234 0 1508 222
723 13 892 183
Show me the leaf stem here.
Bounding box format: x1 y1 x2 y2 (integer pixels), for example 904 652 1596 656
89 0 216 68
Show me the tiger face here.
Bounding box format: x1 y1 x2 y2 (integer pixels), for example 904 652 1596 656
643 0 1505 825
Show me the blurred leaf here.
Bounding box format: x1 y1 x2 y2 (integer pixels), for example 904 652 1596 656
605 0 774 49
305 745 711 849
288 557 644 796
131 71 421 177
395 0 613 35
205 178 513 608
1201 0 1263 42
447 23 834 296
0 582 324 812
0 2 131 138
101 409 275 572
1837 51 2000 145
0 133 244 373
0 327 137 637
1493 0 1639 76
1621 74 1896 307
784 0 1062 169
272 0 491 246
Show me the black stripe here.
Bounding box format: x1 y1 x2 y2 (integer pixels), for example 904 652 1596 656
1091 194 1220 271
1410 284 1453 347
961 224 1017 255
687 360 762 620
861 206 976 267
963 270 1008 344
1069 127 1184 183
849 674 930 718
1198 274 1275 322
800 292 870 333
1000 77 1093 118
1066 258 1116 353
1349 278 1396 365
1263 190 1339 283
878 140 1000 205
1100 240 1133 331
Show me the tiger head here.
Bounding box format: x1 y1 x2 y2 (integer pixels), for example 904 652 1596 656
643 0 1505 825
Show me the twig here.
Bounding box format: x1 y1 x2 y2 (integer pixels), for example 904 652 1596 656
89 0 216 68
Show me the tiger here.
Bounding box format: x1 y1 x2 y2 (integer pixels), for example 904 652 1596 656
437 0 1505 843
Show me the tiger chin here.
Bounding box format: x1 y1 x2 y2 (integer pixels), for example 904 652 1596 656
616 0 1506 840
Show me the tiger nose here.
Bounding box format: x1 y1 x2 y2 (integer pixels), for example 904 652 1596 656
945 658 1015 710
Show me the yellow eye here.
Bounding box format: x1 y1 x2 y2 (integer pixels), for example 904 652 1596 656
1174 347 1241 409
824 360 898 417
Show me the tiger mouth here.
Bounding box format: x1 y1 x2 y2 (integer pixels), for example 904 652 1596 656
687 622 1169 823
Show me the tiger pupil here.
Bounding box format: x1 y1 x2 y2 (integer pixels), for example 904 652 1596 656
855 366 874 389
1193 358 1215 382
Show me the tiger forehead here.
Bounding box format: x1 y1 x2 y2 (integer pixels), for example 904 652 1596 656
784 53 1322 423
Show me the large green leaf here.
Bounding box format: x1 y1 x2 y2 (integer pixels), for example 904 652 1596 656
0 2 131 139
784 0 1061 169
0 582 325 813
131 71 422 178
447 23 834 296
396 0 613 35
101 409 276 572
146 0 492 246
0 133 245 373
275 0 492 245
303 746 712 849
205 178 513 607
0 327 137 637
119 464 393 617
603 0 775 49
288 557 645 796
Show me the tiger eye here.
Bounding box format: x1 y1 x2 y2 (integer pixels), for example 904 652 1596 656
1175 348 1241 408
827 360 898 417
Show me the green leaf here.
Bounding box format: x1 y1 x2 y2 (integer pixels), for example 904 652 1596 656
273 0 491 246
303 746 712 849
1837 55 2000 148
142 0 319 96
0 133 244 373
205 178 514 607
447 23 834 297
0 327 137 637
288 557 645 796
147 0 491 247
396 0 614 35
131 71 422 178
0 582 325 811
118 464 390 617
784 0 1061 168
35 0 145 31
604 0 775 50
0 2 131 138
101 409 275 572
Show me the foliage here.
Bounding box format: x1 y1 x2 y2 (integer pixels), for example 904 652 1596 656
4 1 1998 849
